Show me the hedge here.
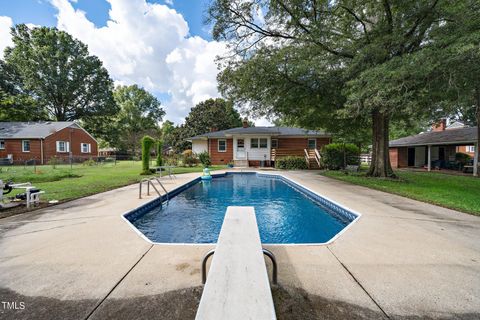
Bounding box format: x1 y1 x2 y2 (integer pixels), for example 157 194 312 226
156 140 163 167
320 143 360 170
141 135 156 174
275 156 308 170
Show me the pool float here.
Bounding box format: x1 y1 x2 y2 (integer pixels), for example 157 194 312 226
201 167 212 180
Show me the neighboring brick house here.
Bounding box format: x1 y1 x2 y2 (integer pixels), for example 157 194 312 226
0 122 98 164
187 120 331 168
389 120 478 175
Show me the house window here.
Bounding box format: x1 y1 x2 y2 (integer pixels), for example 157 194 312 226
466 145 475 153
237 139 244 148
218 139 227 152
81 143 91 153
0 140 4 150
22 140 30 152
259 138 267 148
56 141 70 153
308 139 317 149
271 139 278 149
251 138 268 149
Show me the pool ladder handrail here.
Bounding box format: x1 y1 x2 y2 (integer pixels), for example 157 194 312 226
139 177 169 202
201 248 277 285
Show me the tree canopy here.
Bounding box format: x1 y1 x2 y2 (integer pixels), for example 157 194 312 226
169 98 243 152
106 85 165 154
207 0 479 177
1 24 116 123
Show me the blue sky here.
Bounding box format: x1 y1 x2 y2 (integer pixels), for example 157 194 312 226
0 0 271 125
0 0 213 39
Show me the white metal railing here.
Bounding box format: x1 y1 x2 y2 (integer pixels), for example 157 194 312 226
360 153 372 164
139 177 169 200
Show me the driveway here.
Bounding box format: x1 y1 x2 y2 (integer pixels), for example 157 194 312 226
0 170 479 319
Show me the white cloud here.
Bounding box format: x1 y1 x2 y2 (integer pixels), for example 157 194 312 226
165 0 173 6
0 16 13 58
254 117 274 126
50 0 227 124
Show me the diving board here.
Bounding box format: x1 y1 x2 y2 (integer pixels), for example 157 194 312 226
196 206 276 320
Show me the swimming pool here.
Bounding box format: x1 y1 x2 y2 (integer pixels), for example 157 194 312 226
125 173 359 244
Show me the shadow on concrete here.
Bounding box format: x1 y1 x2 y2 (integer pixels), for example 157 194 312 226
2 285 478 320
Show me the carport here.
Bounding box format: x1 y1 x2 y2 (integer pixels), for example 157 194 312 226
389 126 478 176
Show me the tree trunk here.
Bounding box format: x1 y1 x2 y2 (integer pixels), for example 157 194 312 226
367 109 396 178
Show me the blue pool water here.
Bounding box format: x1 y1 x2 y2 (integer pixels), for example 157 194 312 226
130 173 355 244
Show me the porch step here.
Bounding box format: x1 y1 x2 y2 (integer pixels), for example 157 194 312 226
234 160 249 167
308 158 320 169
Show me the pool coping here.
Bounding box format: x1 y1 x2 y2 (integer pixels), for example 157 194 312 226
120 171 362 246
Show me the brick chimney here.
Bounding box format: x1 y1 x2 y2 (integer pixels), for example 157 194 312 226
242 118 249 128
210 127 218 132
432 119 446 132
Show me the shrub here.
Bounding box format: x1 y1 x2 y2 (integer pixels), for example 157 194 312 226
198 151 211 167
48 156 59 169
182 149 193 157
455 152 471 165
156 140 163 166
141 135 156 174
320 143 360 170
82 158 96 166
275 156 308 170
165 154 179 166
183 154 198 167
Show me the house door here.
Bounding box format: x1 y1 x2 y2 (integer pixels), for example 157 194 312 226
439 147 445 161
408 148 415 166
236 139 245 159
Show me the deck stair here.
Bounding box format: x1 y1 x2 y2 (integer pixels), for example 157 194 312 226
307 149 321 169
196 207 277 320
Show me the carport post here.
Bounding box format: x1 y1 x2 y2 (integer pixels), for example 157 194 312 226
427 145 431 172
474 142 478 177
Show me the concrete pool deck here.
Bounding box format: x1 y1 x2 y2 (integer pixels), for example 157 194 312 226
0 170 479 319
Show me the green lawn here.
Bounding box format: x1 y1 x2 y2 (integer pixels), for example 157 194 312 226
0 161 225 202
322 170 480 215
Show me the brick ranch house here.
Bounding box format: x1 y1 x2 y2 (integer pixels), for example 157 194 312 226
389 120 478 175
0 122 98 165
187 121 331 168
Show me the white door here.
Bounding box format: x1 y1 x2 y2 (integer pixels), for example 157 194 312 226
236 139 246 159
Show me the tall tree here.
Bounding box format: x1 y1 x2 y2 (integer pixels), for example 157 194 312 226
0 60 46 121
170 98 243 152
160 120 175 148
423 1 480 176
2 24 117 122
111 85 165 154
182 98 243 137
208 0 465 177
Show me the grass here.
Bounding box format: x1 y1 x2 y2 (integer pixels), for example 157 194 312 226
322 169 480 215
0 161 225 202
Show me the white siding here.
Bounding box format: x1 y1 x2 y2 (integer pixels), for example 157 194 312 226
192 140 208 154
233 136 271 160
246 136 270 160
